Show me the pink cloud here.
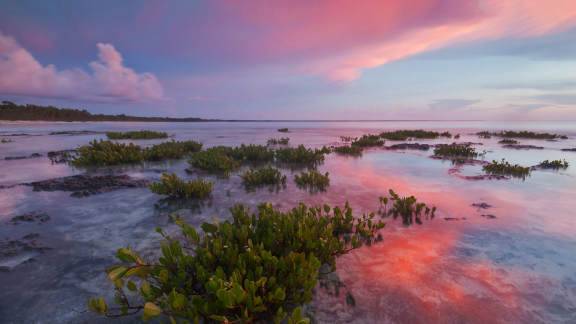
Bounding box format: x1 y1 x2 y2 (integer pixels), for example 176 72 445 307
0 31 166 102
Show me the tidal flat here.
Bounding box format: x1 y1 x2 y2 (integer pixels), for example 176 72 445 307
1 120 576 323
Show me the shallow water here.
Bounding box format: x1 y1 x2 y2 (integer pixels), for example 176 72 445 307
1 121 575 323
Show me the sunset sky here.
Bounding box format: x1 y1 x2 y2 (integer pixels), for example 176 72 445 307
1 0 576 120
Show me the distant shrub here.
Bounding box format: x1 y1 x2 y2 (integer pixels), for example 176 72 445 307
537 159 569 169
340 136 356 142
188 147 240 176
477 130 567 139
498 139 519 144
240 166 286 186
483 159 531 179
351 134 384 147
106 130 168 140
379 130 451 141
433 143 479 159
278 128 289 133
477 131 492 139
275 145 329 165
1 138 13 143
229 144 275 163
379 189 436 226
294 170 330 192
454 134 460 139
267 137 290 145
334 145 363 156
149 173 213 199
88 201 385 323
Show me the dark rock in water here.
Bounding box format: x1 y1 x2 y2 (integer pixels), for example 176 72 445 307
444 217 467 221
4 153 43 160
561 148 576 152
48 130 102 136
481 214 497 219
25 174 149 197
464 174 509 181
472 202 492 209
47 149 76 164
10 211 51 224
0 233 51 271
346 293 356 307
386 143 430 150
502 144 544 150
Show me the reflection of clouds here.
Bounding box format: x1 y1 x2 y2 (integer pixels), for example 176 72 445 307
0 185 29 219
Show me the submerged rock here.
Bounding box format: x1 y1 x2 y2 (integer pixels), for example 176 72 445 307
0 233 51 271
463 175 509 181
9 211 51 224
561 148 576 152
472 202 492 209
386 143 430 150
444 217 467 221
48 130 102 136
4 153 43 160
502 144 544 150
481 214 497 219
47 149 76 164
25 174 149 197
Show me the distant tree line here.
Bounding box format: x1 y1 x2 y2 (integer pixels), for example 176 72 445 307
0 101 211 122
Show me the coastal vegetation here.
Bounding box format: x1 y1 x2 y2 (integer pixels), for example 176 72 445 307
351 134 384 147
483 159 531 179
275 145 330 165
267 137 290 145
1 138 13 143
498 139 519 144
294 170 330 192
88 201 385 323
379 189 437 226
106 130 169 140
340 136 356 142
537 159 569 169
379 130 452 141
188 147 241 176
334 145 363 156
240 166 287 186
149 173 214 199
277 128 289 133
477 130 567 139
433 143 479 159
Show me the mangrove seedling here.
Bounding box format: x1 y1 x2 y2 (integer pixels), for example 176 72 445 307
267 137 290 145
476 130 567 140
379 189 436 226
433 143 480 162
88 201 385 323
498 139 519 144
483 159 531 179
351 134 384 147
275 144 329 165
537 159 569 169
106 130 168 140
188 147 240 176
240 166 287 187
143 140 203 161
294 170 330 192
334 145 363 156
278 128 289 133
229 144 275 163
340 136 357 142
149 173 214 199
379 130 452 141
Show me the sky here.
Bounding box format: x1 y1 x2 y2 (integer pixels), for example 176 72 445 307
1 0 576 120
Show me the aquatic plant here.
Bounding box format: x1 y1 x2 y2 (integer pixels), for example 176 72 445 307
229 144 275 163
433 143 479 159
188 147 240 176
498 139 519 144
149 173 214 199
454 134 460 139
351 134 384 147
275 145 329 165
1 138 13 143
340 136 356 142
88 201 385 323
379 130 451 141
277 128 289 133
294 170 330 192
379 189 436 226
143 140 203 161
477 130 567 140
267 137 290 145
334 145 363 156
240 166 287 186
477 131 491 139
537 159 569 169
483 159 531 179
106 130 169 140
72 140 144 166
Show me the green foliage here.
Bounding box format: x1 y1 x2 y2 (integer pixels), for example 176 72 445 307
278 128 289 133
379 130 452 141
433 143 479 159
72 140 203 166
477 130 567 139
334 145 363 156
188 147 240 176
351 134 384 147
483 159 531 179
229 144 275 163
454 134 460 139
339 136 356 142
379 189 436 226
1 138 13 143
294 170 330 192
241 166 287 187
498 139 519 144
537 159 569 169
267 138 290 145
275 145 329 165
149 173 214 199
106 130 169 140
89 202 385 323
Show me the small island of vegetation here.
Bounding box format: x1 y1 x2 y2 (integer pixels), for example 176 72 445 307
106 130 169 140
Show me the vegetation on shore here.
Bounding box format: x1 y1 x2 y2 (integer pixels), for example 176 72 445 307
240 166 287 187
433 143 479 159
351 134 384 147
106 130 169 140
149 173 214 199
188 147 241 176
1 138 13 143
88 201 385 323
267 137 290 145
294 170 330 192
334 145 363 156
379 189 437 226
275 145 330 165
483 159 531 179
498 139 519 144
0 101 210 122
537 159 569 169
72 140 202 167
477 130 567 139
379 130 451 141
277 128 289 133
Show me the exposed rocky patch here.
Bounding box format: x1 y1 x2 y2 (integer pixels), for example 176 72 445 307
4 153 43 160
463 174 509 181
47 149 76 164
481 214 497 219
386 143 430 150
48 130 103 136
472 202 492 209
502 144 544 150
0 233 51 271
561 148 576 152
444 217 467 221
25 174 149 197
9 211 51 225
